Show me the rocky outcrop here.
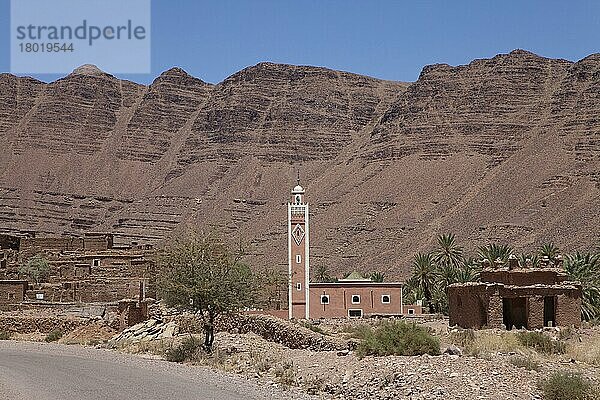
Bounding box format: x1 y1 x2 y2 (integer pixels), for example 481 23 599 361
107 318 179 347
118 68 212 163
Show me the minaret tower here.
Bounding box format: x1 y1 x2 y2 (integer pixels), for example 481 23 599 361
288 172 310 319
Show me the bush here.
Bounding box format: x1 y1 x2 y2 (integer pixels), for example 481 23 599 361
45 330 63 342
538 371 598 400
356 321 440 358
0 331 11 340
343 323 376 340
164 335 203 362
516 331 566 355
509 355 541 371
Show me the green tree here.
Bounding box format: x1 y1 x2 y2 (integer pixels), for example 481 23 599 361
314 264 335 283
564 252 600 321
433 234 463 270
157 232 256 351
539 242 560 260
477 243 514 266
370 271 385 283
258 267 288 310
518 253 540 268
19 255 50 285
403 283 425 306
409 252 436 304
455 258 480 283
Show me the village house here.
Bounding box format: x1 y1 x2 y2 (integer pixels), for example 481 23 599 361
0 232 154 306
448 256 582 329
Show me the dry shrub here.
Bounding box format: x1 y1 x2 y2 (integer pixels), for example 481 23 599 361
356 321 440 358
164 335 204 362
461 331 521 357
44 330 63 342
0 331 11 340
448 329 476 348
509 355 541 371
273 360 297 387
566 336 600 366
538 371 598 400
515 331 566 355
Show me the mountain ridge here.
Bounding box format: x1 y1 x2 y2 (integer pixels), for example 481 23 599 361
0 50 599 278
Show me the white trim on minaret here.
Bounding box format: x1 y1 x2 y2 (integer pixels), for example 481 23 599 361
304 203 310 320
287 203 292 320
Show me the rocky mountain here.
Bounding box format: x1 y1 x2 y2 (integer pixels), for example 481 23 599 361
0 50 599 278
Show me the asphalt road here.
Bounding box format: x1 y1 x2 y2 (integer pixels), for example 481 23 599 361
0 341 309 400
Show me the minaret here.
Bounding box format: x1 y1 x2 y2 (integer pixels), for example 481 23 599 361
288 172 310 319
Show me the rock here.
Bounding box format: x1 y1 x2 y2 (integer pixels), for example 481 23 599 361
443 345 463 356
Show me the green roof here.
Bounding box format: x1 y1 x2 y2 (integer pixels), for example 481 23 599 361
340 271 371 282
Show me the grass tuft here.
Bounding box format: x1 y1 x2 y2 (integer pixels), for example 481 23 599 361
515 331 566 355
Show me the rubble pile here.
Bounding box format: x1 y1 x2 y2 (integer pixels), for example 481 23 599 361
107 319 178 347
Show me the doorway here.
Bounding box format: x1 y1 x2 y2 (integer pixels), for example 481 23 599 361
502 297 527 330
544 296 556 327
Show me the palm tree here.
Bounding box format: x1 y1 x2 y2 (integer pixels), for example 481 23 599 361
539 242 560 260
403 281 425 306
314 264 335 283
370 271 385 283
564 252 600 321
518 253 540 268
455 257 481 283
435 263 458 293
477 243 514 266
410 252 436 304
434 233 464 269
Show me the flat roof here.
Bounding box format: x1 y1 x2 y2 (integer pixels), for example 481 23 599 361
309 281 403 287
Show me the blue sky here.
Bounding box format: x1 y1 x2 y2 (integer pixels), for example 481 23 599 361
1 0 599 84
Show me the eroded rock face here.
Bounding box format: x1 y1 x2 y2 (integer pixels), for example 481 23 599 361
0 52 599 279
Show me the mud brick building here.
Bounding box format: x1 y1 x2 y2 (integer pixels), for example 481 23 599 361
0 280 27 309
448 260 582 330
0 232 155 306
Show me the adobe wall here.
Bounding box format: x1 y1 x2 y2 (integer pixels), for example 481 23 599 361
448 285 490 329
83 234 113 251
480 269 567 286
498 286 582 329
0 281 27 308
308 284 402 319
450 282 582 329
556 293 581 327
20 237 85 253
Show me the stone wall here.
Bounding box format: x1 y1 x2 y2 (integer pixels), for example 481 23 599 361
0 314 89 334
218 314 351 351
